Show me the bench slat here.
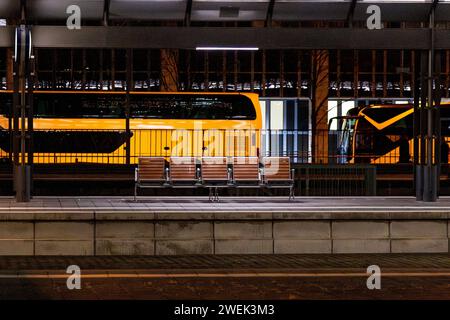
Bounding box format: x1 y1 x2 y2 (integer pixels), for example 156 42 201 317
202 157 228 181
138 157 165 181
170 157 197 181
233 156 259 181
262 157 292 182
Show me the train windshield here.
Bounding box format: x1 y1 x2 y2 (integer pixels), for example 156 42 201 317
336 108 360 163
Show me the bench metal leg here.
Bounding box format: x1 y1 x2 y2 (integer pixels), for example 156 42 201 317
134 184 138 202
208 187 220 202
289 185 295 201
208 188 213 202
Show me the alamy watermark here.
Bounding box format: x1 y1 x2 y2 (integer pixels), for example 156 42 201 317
366 5 382 30
66 5 81 30
366 265 381 290
66 265 81 290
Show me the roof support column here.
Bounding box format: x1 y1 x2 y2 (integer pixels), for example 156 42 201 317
12 24 33 202
417 0 441 202
12 0 33 202
311 49 329 164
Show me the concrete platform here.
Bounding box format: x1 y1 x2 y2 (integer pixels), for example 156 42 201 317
0 196 448 255
2 195 450 212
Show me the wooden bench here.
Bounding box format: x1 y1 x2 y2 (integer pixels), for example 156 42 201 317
134 156 296 201
201 157 230 201
170 157 199 185
232 156 260 185
134 157 167 200
262 156 295 200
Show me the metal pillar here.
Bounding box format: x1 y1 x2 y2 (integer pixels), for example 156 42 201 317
423 5 439 202
434 50 442 198
415 51 441 202
27 44 35 196
414 3 441 202
125 48 132 165
413 51 422 200
12 25 32 202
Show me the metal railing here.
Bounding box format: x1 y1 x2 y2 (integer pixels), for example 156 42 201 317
0 128 417 165
294 164 377 196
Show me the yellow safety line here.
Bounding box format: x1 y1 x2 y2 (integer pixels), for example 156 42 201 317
1 272 449 279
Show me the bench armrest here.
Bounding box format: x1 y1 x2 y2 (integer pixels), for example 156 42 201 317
196 167 201 181
227 167 232 182
165 167 170 182
290 168 295 180
134 167 139 182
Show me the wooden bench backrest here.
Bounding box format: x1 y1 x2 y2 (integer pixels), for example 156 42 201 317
233 157 259 181
170 157 197 181
138 157 165 181
201 157 228 181
262 157 291 181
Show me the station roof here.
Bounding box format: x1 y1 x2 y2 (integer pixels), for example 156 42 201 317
2 1 450 50
1 0 450 24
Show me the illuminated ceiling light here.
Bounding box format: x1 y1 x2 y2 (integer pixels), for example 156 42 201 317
196 47 259 51
0 19 6 27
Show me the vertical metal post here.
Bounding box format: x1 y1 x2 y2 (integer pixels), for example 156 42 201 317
353 50 359 98
111 49 115 91
204 51 209 91
434 50 442 198
383 50 387 98
424 6 437 202
400 49 404 97
125 48 132 165
262 50 266 97
51 49 56 89
297 50 302 97
13 25 31 202
413 51 421 200
310 52 316 162
371 50 376 98
222 51 226 92
12 52 19 167
27 51 35 196
250 51 255 92
419 51 428 201
280 50 284 97
99 50 103 90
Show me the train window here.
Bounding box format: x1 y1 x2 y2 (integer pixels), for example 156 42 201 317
30 93 255 119
130 94 256 120
33 94 125 118
130 95 190 119
442 119 450 136
0 100 5 115
0 95 11 116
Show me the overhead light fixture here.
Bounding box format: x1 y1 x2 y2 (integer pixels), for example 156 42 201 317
196 47 259 51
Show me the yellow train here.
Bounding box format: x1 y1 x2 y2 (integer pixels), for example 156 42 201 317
0 91 262 164
337 103 450 164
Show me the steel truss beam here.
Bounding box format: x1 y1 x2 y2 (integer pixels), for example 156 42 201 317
2 26 450 49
